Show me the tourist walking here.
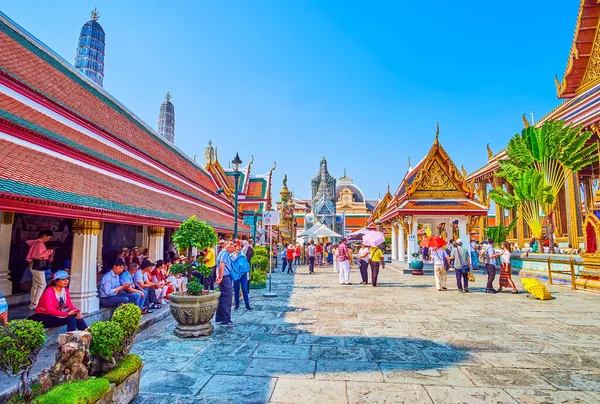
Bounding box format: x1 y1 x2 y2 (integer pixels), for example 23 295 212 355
316 243 323 267
431 246 448 291
29 270 87 331
26 230 54 310
286 244 294 274
332 243 339 273
294 244 301 266
215 241 235 326
497 241 518 294
469 239 479 271
358 243 369 284
281 245 288 273
369 244 385 287
482 238 498 293
337 238 352 285
233 244 252 311
450 239 471 293
307 241 316 273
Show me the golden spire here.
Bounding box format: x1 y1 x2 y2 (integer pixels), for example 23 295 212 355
487 144 493 160
435 122 440 143
522 113 530 128
90 7 100 21
461 164 467 178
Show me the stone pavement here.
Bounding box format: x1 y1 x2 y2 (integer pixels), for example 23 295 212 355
131 264 600 403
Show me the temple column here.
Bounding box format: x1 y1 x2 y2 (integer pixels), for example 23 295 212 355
565 173 583 247
391 224 398 261
407 217 417 262
493 177 505 228
148 226 165 262
477 179 489 242
135 226 148 249
583 178 594 215
70 219 101 313
0 212 14 296
96 222 104 272
398 224 406 262
517 207 525 248
458 217 468 241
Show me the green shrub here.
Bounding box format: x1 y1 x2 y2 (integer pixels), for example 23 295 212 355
250 267 267 285
33 378 110 404
251 255 269 272
169 263 187 275
254 246 268 258
0 320 46 375
186 278 203 296
88 321 124 360
193 262 212 277
102 354 142 385
110 304 141 337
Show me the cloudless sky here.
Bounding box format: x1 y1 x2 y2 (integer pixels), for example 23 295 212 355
2 1 577 201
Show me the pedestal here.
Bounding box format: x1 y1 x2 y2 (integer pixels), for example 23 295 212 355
70 220 100 313
0 212 14 296
147 226 165 262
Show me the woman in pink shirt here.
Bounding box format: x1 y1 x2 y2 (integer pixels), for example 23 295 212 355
29 270 87 331
26 230 54 310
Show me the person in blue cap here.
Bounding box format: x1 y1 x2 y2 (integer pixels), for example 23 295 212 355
28 270 87 331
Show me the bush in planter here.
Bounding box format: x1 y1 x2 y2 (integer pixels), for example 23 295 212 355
172 216 218 283
254 246 268 258
88 321 125 375
102 354 143 385
32 378 110 404
169 263 188 276
186 278 203 296
110 304 141 359
0 319 46 399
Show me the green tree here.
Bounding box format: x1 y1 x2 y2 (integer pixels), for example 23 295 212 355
493 120 596 250
171 216 218 282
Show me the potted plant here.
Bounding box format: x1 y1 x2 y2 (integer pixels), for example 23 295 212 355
410 251 424 275
169 216 220 338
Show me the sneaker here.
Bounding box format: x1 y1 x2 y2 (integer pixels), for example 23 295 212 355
234 306 240 310
245 307 253 311
458 289 463 293
441 287 447 290
221 321 235 326
464 289 469 293
486 289 498 294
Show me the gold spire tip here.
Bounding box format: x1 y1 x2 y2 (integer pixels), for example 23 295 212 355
90 7 100 21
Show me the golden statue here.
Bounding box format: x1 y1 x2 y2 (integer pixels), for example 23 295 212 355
438 222 447 241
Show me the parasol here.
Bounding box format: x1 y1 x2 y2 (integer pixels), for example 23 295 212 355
362 230 385 247
521 278 552 300
419 236 446 248
346 228 369 242
314 224 343 238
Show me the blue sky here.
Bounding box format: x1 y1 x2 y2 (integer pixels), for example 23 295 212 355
2 1 577 201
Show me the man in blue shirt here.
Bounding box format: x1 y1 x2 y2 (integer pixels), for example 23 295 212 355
119 263 147 312
215 241 235 326
99 259 142 308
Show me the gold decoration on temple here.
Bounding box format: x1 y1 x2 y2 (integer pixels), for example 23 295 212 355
486 144 493 160
522 113 530 128
148 226 165 237
1 212 14 225
72 219 101 236
418 160 457 191
438 222 447 241
461 165 467 179
90 8 100 21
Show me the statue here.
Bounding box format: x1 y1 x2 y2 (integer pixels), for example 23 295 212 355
283 174 288 189
438 222 447 241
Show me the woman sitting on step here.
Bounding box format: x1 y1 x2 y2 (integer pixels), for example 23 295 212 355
29 270 88 332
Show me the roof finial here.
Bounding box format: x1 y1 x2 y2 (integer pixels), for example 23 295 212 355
487 144 493 160
343 167 347 177
522 113 531 128
408 156 411 169
165 91 171 102
90 7 100 21
435 122 440 142
387 183 390 193
208 139 212 147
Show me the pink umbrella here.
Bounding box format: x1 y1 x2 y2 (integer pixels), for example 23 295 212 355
362 231 385 247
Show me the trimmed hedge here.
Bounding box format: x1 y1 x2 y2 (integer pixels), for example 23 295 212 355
88 321 124 360
102 354 142 385
32 378 110 404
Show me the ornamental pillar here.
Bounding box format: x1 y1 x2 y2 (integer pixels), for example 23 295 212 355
391 224 398 261
398 223 405 262
70 219 100 313
96 222 104 272
566 173 583 247
148 226 165 262
0 212 14 296
135 226 148 250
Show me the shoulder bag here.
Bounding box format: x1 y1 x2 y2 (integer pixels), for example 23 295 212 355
455 247 470 273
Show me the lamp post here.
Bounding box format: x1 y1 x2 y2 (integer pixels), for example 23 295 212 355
232 152 242 239
252 208 258 243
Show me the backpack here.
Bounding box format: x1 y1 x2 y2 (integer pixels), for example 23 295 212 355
230 254 251 281
479 247 490 265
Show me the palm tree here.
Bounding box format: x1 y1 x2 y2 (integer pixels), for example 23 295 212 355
490 169 554 246
494 120 596 250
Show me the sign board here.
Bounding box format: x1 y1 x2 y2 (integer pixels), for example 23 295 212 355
263 211 280 226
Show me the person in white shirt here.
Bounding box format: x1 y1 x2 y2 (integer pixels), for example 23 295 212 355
358 243 370 285
469 239 479 271
431 246 448 291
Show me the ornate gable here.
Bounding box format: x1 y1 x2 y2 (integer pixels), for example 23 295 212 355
405 137 474 199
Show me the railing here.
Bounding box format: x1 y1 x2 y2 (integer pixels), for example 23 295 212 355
544 256 577 290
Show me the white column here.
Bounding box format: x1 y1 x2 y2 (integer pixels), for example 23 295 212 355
96 224 104 273
135 226 149 249
398 224 406 262
0 212 14 296
391 224 398 261
147 226 165 262
70 219 100 313
458 217 468 241
407 230 418 262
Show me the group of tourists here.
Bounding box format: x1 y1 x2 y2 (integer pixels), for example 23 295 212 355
428 238 518 294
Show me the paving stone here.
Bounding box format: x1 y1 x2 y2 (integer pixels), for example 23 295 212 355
504 388 600 403
252 343 311 359
295 334 345 346
310 346 368 361
182 356 251 375
244 358 315 378
347 382 432 404
198 375 276 403
138 371 211 396
540 369 600 391
367 346 428 364
380 363 475 386
459 366 553 389
477 352 553 369
424 386 517 403
270 378 347 404
315 360 384 382
137 351 198 372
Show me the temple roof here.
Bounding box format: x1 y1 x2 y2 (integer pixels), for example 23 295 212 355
0 12 248 233
556 0 600 98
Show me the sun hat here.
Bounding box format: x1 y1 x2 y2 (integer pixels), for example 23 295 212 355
53 270 71 280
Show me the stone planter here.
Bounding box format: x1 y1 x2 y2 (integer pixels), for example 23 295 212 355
169 291 221 338
249 283 267 289
97 365 143 404
410 260 424 275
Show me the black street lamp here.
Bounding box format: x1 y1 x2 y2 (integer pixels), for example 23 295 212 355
232 152 242 239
